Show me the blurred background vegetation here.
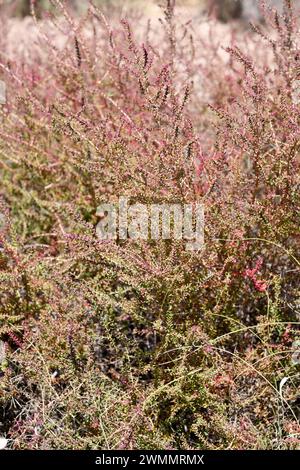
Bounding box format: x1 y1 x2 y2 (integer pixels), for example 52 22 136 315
0 0 203 16
0 1 287 22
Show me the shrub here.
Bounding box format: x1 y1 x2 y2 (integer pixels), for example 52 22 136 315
0 0 299 449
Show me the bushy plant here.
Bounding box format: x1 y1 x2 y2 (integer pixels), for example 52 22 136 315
0 0 299 449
